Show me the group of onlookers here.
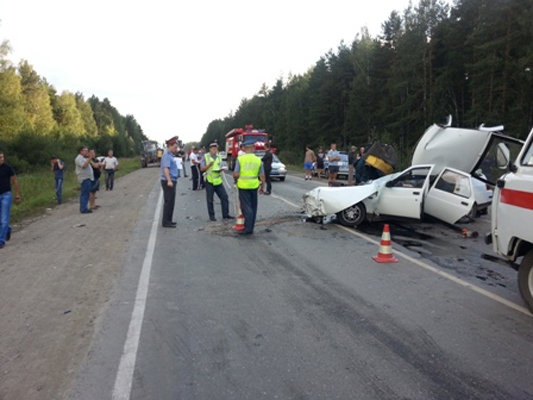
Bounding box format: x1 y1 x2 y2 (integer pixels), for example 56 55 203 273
0 147 119 249
304 144 366 186
74 147 119 213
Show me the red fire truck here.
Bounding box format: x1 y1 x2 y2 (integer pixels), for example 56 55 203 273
225 125 275 170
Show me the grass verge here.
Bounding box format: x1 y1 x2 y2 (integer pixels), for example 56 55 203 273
11 158 141 224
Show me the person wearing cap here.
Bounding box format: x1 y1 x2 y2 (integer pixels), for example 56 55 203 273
200 143 234 222
160 138 179 228
233 140 265 235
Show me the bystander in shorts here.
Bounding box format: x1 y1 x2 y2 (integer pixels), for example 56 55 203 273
329 166 339 173
91 178 100 193
304 162 314 170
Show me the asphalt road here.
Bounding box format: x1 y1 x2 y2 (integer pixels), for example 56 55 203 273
69 169 533 400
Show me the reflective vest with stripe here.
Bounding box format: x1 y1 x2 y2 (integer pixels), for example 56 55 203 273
205 154 222 185
237 154 261 189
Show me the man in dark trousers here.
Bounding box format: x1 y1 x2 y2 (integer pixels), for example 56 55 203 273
261 142 273 195
190 147 202 190
348 145 357 185
160 137 179 228
0 152 21 249
200 143 234 221
233 140 265 235
50 156 65 204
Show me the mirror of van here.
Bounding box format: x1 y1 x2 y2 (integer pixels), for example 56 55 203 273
496 143 510 169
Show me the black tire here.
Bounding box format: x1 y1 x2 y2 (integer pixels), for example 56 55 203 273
467 203 478 220
279 177 285 181
518 250 533 313
336 202 366 227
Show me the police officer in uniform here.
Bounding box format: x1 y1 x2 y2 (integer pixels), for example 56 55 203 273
160 137 179 228
200 143 234 221
233 139 265 235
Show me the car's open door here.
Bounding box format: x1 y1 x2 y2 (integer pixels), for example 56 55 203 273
424 167 476 224
376 165 434 219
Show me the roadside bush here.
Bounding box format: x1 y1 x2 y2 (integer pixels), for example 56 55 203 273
3 154 31 173
0 130 138 174
277 148 302 166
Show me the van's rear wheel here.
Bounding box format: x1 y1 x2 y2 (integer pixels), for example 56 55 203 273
518 250 533 313
336 202 366 227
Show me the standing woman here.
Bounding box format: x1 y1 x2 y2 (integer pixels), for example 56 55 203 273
88 149 102 210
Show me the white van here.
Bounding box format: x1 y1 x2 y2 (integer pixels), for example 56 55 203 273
488 127 533 312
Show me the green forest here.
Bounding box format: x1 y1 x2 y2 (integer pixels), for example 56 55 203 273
200 0 533 166
0 39 146 173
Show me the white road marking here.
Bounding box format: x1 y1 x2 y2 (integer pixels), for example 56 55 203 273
336 225 533 317
112 190 163 400
271 191 533 317
269 192 300 208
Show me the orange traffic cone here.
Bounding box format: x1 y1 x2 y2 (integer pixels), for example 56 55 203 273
372 224 398 263
233 204 245 231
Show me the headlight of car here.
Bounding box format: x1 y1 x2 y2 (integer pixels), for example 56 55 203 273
279 167 286 172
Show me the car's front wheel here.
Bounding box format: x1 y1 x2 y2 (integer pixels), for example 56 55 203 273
336 202 366 227
279 177 285 181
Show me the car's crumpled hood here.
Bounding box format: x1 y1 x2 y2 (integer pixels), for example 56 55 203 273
302 183 380 217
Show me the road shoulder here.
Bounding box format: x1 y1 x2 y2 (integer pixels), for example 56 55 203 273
0 167 159 400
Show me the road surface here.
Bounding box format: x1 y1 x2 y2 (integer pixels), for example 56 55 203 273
1 166 532 399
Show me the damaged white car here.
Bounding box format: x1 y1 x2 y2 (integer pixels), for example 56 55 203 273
303 118 524 227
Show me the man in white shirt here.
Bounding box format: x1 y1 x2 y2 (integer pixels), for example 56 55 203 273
190 147 202 190
173 151 183 174
102 150 119 191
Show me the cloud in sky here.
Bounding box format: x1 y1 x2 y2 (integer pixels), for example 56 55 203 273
0 0 438 144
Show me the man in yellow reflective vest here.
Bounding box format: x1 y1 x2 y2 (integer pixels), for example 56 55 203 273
200 143 234 222
233 139 266 235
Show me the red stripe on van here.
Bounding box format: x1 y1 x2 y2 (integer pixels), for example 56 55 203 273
500 188 533 210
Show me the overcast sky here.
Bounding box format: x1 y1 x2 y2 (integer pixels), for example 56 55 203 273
0 0 444 144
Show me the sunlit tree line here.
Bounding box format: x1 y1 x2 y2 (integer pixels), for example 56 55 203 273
201 0 533 166
0 38 146 172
